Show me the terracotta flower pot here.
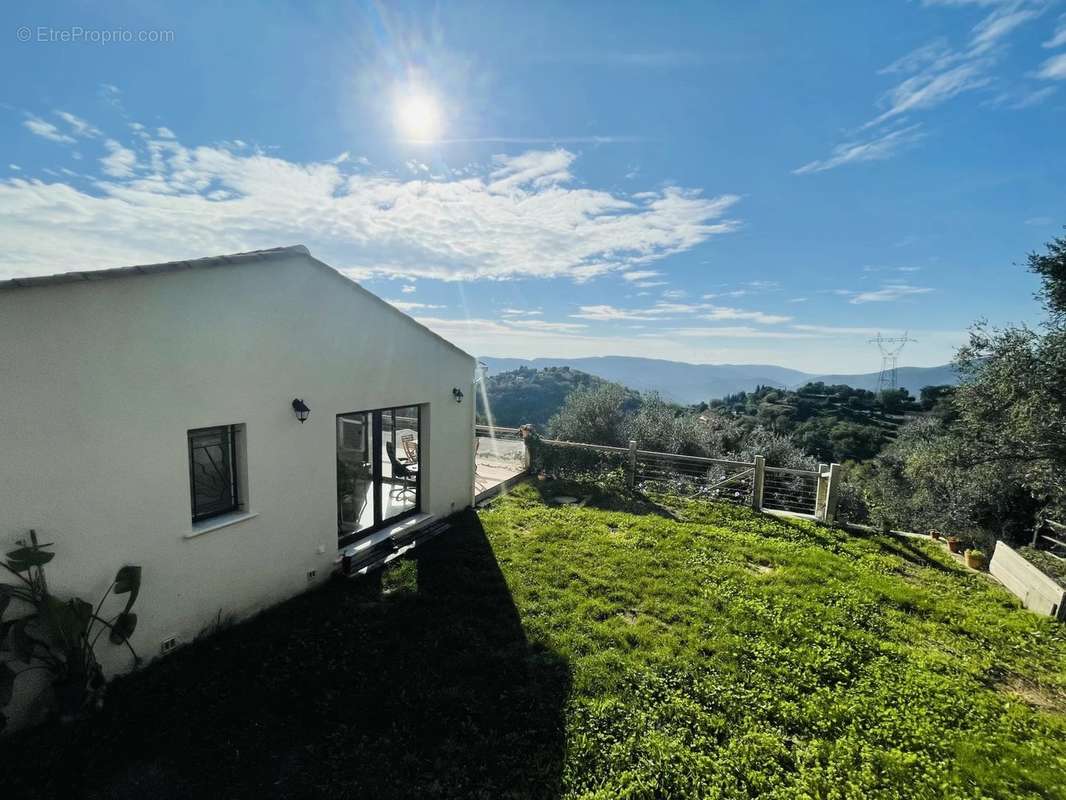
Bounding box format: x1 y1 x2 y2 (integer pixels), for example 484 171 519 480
965 550 987 571
947 538 963 554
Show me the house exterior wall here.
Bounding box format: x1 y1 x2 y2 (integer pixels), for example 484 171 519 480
0 251 475 728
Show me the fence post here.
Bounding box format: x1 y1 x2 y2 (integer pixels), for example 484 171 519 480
627 440 638 489
752 455 765 511
519 424 534 473
824 463 842 524
815 462 828 521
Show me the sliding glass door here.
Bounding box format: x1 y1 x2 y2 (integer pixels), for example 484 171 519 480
337 405 421 547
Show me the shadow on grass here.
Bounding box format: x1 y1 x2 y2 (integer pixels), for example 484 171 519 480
527 476 678 520
2 511 571 800
846 526 957 575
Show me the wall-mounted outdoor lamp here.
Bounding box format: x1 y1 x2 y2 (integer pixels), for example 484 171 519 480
292 398 310 423
452 387 464 404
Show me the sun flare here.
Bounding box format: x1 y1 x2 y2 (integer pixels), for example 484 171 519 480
393 86 442 142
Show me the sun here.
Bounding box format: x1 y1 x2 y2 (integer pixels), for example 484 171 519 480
394 86 442 142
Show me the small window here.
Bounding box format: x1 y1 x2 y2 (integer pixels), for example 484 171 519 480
188 425 241 522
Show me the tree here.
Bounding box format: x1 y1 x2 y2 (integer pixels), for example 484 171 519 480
952 230 1066 515
547 383 634 447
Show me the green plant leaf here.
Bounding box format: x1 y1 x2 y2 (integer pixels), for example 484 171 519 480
113 565 142 612
0 583 34 603
4 545 55 572
44 597 92 649
0 662 15 706
109 612 138 644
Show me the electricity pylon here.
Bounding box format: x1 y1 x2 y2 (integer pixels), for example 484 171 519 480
869 332 916 394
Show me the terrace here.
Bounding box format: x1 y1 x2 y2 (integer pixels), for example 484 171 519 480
3 481 1065 799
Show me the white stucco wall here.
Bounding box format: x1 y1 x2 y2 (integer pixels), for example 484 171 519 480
0 249 475 727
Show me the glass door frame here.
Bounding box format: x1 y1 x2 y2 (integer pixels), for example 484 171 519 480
338 404 422 549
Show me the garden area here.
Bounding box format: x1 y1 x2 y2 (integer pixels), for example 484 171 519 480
2 481 1065 799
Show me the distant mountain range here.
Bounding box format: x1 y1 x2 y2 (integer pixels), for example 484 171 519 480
479 356 959 404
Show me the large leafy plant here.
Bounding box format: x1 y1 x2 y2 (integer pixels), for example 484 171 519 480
0 530 142 731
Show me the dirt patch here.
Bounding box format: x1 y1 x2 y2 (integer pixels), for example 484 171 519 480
1002 676 1066 714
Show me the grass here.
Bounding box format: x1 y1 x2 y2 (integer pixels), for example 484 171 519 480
3 480 1066 799
1019 545 1066 589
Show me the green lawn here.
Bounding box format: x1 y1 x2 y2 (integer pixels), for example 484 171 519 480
3 480 1066 799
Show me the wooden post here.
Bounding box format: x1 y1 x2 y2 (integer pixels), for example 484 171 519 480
815 462 828 521
627 440 638 489
824 463 842 524
752 455 765 511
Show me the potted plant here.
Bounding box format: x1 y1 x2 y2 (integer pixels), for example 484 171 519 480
947 536 964 554
965 549 987 570
929 529 941 541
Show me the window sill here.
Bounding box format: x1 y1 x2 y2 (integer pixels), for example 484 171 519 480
184 511 258 539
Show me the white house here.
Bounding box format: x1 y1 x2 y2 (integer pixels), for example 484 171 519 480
0 245 475 729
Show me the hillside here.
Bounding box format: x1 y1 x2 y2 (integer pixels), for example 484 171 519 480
477 365 640 429
479 356 957 404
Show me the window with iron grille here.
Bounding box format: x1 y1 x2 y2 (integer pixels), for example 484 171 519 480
188 425 240 522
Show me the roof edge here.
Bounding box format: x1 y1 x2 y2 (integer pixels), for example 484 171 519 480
0 244 476 364
297 251 476 364
0 245 310 291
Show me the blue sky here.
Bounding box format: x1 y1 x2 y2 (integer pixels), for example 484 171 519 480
2 0 1065 372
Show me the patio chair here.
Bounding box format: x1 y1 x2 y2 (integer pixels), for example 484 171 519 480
402 434 418 463
386 442 417 500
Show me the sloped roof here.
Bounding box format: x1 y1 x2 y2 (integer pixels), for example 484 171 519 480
0 245 474 362
0 245 310 290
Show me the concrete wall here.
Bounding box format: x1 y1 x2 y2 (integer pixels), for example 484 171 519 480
0 251 475 728
989 541 1066 620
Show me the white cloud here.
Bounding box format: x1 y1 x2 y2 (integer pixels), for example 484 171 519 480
800 1 1044 173
793 125 925 175
1026 215 1054 225
23 115 76 144
869 61 989 128
571 304 661 321
841 283 935 303
970 4 1041 53
508 319 588 332
702 306 792 324
791 324 892 336
417 315 968 373
8 164 20 171
1037 52 1066 79
100 139 138 178
54 111 101 138
385 300 444 312
400 284 416 294
332 151 350 164
3 115 742 283
672 326 819 340
99 84 123 108
500 308 543 316
1045 15 1066 48
622 270 662 282
571 300 788 325
986 85 1057 108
